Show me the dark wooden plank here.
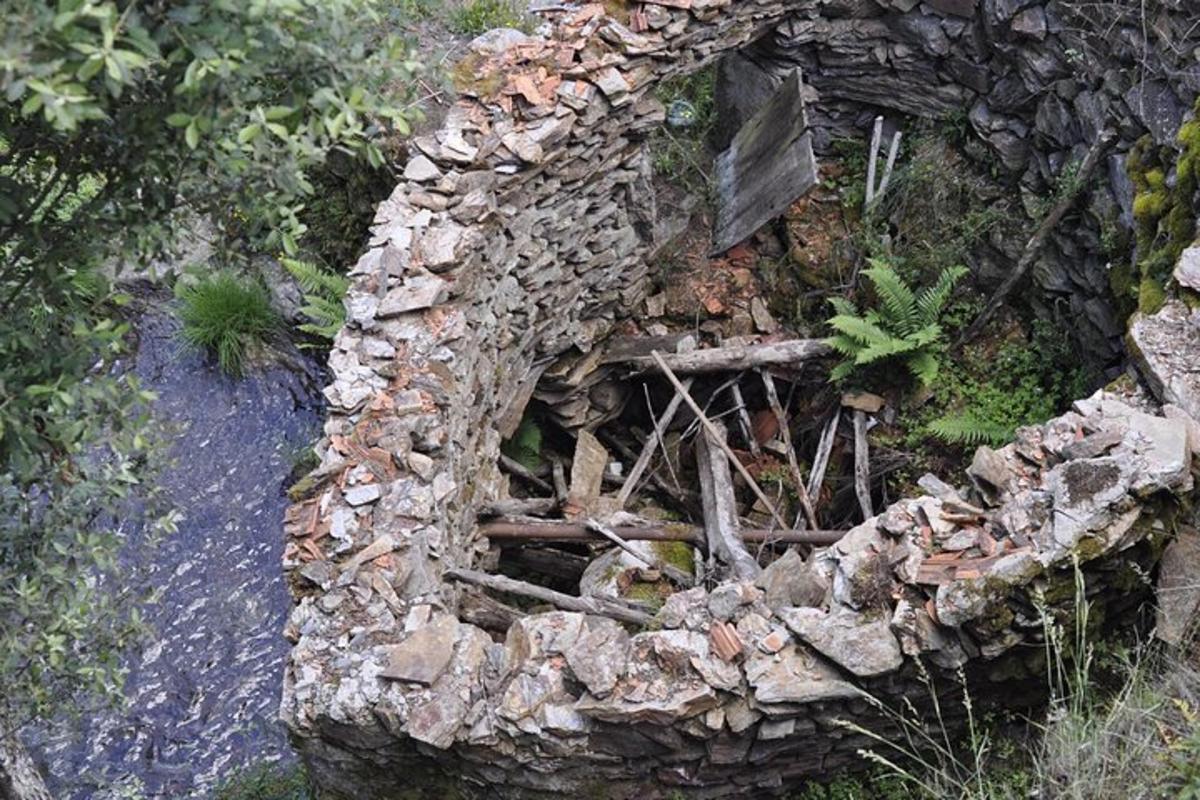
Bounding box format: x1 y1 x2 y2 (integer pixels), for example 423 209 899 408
712 69 818 254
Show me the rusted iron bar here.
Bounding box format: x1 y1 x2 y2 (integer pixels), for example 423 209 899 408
478 519 845 546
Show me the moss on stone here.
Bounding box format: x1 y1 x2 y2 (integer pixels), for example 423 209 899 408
1124 97 1200 314
287 473 322 503
652 540 695 574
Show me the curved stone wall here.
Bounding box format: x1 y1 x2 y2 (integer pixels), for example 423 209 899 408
281 1 1200 797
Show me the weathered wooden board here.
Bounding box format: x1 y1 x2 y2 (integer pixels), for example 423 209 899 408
712 69 817 255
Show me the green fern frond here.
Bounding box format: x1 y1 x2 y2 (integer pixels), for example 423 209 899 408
907 350 940 387
864 260 919 335
282 258 351 297
827 296 859 318
928 413 1013 446
915 265 969 327
854 334 918 365
280 258 349 343
905 323 944 349
828 314 894 348
829 360 858 382
826 334 864 356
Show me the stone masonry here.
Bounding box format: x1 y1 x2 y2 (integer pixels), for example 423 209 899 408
281 1 1200 797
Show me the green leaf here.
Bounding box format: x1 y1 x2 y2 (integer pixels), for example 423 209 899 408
237 123 261 144
184 119 200 149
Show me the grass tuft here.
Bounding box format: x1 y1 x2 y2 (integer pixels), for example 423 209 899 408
178 272 280 376
448 0 529 35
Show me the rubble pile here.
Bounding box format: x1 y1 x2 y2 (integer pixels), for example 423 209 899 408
279 0 1200 797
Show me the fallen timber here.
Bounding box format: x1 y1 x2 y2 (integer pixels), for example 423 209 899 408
477 519 846 546
622 338 832 375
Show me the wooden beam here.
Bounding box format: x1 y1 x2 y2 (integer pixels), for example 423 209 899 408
853 409 873 521
444 567 654 626
478 519 846 546
696 422 762 581
624 338 831 375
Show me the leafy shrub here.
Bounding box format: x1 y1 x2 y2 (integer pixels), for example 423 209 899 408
826 260 968 387
281 258 351 343
178 273 280 376
449 0 529 35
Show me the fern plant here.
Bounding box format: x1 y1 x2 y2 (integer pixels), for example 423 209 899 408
281 258 351 344
928 414 1015 446
826 260 968 387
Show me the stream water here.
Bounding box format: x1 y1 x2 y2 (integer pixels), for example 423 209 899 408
28 300 326 799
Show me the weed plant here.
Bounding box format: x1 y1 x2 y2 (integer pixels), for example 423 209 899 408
178 273 280 376
649 66 717 197
449 0 529 35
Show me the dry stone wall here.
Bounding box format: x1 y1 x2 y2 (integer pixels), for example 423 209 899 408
718 0 1200 365
281 1 1200 797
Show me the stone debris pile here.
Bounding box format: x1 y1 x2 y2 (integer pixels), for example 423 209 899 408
278 0 1200 796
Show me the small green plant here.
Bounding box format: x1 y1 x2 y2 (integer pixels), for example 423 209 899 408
501 412 544 470
927 320 1091 448
178 272 280 376
449 0 528 35
281 258 351 343
213 763 313 800
826 260 968 387
649 66 717 196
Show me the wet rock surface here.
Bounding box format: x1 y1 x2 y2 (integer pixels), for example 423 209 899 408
30 303 325 799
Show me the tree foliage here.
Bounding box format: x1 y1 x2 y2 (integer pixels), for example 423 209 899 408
826 260 967 387
0 0 421 751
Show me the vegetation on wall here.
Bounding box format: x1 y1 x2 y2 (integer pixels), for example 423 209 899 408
282 258 352 344
1122 96 1200 314
649 66 718 196
449 0 531 35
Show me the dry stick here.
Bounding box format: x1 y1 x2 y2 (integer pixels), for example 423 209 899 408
957 128 1117 347
644 384 683 493
599 430 694 508
479 519 846 546
853 409 874 521
444 567 654 626
865 115 883 209
500 454 553 494
759 369 819 531
696 423 762 581
616 379 693 508
807 408 839 501
729 378 762 459
482 497 558 517
877 131 903 200
650 351 790 531
585 518 695 587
